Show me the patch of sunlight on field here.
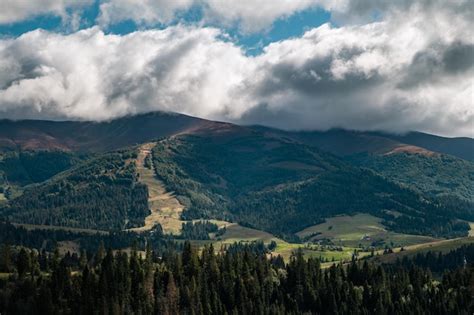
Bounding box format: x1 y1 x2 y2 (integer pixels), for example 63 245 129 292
218 223 282 244
469 222 474 237
192 223 361 263
0 193 6 201
296 213 437 247
273 242 357 262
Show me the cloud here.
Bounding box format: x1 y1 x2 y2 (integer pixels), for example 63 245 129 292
0 1 472 137
0 0 92 25
201 0 321 33
0 26 251 122
97 0 195 27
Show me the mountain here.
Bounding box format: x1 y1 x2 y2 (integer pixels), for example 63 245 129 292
251 127 474 160
251 127 474 202
384 131 474 162
0 112 472 240
0 111 210 152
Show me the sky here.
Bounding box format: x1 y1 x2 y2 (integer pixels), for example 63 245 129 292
0 0 472 137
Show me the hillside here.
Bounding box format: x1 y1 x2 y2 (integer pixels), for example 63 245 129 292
150 130 471 239
0 111 209 152
0 150 85 187
385 131 474 161
252 127 473 161
0 149 150 230
252 126 474 206
349 152 474 202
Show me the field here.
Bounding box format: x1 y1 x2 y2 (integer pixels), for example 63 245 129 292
372 236 474 263
128 143 185 234
296 213 437 247
190 221 364 262
202 213 459 262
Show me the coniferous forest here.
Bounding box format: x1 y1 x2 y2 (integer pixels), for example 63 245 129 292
0 242 473 315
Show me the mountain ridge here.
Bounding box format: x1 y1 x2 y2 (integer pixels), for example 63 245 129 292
1 111 472 160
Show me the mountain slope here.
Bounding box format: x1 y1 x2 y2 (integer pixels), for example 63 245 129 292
251 126 474 204
384 131 474 161
150 130 471 239
0 148 149 230
252 127 473 161
349 152 474 202
0 111 209 152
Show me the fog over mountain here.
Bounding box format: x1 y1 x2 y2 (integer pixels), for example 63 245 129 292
0 0 472 137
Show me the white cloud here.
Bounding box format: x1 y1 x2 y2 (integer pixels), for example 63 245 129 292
202 0 320 33
95 0 324 32
0 1 472 137
0 0 92 25
0 26 252 121
97 0 194 27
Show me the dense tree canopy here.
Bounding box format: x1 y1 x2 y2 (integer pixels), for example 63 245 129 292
0 242 472 314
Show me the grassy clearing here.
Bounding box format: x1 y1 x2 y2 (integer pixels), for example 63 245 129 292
273 242 357 262
219 223 280 243
189 222 360 262
191 214 449 263
372 236 474 263
297 213 437 248
129 143 185 235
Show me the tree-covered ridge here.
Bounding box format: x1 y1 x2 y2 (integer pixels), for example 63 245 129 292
348 152 474 202
0 149 150 230
151 134 470 239
0 150 83 187
0 242 472 314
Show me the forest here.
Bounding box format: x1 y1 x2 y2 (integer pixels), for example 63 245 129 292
0 241 472 314
0 150 149 230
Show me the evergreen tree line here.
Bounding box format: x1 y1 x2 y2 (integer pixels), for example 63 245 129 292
0 220 176 255
394 244 474 273
179 221 224 240
0 242 472 314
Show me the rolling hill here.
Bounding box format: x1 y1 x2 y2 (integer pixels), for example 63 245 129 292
252 126 474 203
251 127 474 160
0 111 209 152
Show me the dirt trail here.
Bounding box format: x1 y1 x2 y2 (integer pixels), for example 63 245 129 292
128 143 184 234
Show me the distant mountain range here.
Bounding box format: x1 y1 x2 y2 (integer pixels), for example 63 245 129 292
1 111 472 160
0 111 472 239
